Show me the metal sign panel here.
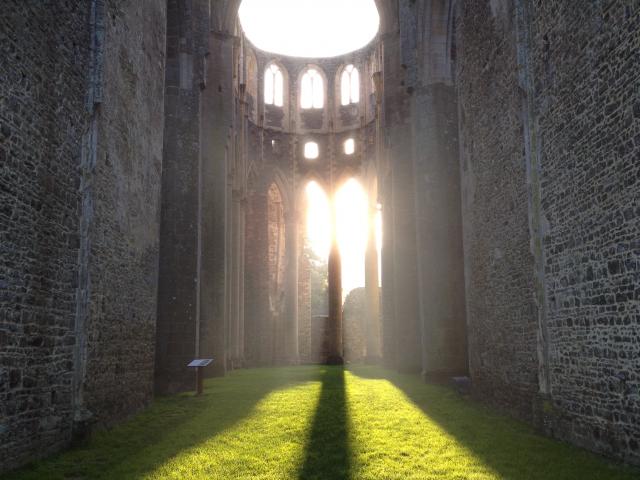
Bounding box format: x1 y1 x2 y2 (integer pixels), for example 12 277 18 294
188 359 213 367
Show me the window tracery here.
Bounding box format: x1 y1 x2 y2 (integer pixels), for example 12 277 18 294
340 65 360 106
265 63 284 107
301 68 324 109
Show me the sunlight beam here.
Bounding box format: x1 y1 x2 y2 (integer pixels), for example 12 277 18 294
305 179 372 300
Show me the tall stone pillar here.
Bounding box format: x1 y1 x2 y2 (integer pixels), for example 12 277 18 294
327 240 344 364
229 191 244 368
237 198 246 365
282 210 299 363
235 79 247 368
372 68 396 368
408 3 468 381
199 32 234 377
243 192 270 366
385 30 422 373
411 83 468 381
364 203 381 362
380 186 396 368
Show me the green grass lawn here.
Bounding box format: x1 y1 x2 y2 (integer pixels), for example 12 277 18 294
4 365 637 480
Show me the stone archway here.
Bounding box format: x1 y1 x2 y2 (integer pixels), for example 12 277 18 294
156 0 464 390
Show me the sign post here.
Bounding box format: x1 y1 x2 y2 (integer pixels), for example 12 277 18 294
187 359 213 395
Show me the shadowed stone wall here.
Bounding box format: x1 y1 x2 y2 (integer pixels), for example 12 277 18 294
155 0 209 393
530 0 640 462
0 1 91 470
456 0 640 464
83 0 166 426
456 0 541 419
244 192 271 366
0 0 166 472
3 0 640 472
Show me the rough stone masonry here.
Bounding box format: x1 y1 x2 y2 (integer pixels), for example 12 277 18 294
1 0 639 474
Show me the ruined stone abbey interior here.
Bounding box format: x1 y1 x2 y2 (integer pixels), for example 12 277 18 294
1 0 639 476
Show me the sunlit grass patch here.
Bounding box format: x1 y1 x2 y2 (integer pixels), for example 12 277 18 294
145 382 320 480
4 365 637 480
5 367 323 480
346 366 636 480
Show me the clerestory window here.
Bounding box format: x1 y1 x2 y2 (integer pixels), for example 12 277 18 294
344 138 355 155
264 64 284 107
304 142 319 159
301 69 324 109
341 65 360 106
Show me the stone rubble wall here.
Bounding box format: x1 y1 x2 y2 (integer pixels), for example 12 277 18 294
456 0 640 464
0 0 167 472
82 0 166 425
456 0 541 421
531 0 640 462
343 288 367 363
0 1 91 471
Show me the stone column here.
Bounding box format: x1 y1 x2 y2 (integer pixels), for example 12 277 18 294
243 192 270 366
385 32 422 374
225 179 234 368
411 83 468 381
199 32 234 377
229 190 243 368
326 170 343 364
155 0 207 394
237 197 246 365
409 3 468 381
364 203 381 362
327 239 344 365
372 68 396 368
282 209 299 363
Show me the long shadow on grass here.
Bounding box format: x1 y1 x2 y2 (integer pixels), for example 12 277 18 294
299 366 351 480
5 367 324 480
348 365 637 480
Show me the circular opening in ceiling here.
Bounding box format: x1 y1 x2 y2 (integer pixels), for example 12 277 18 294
238 0 380 58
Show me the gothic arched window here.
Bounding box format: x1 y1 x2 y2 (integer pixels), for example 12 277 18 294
264 64 284 107
340 65 360 106
301 68 324 109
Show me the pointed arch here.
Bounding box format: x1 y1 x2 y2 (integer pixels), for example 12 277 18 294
300 66 325 109
301 179 331 260
340 64 360 106
264 62 285 107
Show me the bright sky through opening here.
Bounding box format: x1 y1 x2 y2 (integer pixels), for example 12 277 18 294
238 0 380 58
305 180 380 299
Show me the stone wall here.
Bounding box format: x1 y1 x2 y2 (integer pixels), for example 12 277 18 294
244 192 271 365
155 0 209 393
456 0 640 464
456 0 540 419
0 1 91 470
530 0 640 463
406 0 468 379
379 1 423 373
0 0 166 472
81 0 166 425
343 288 366 362
298 251 312 363
248 43 377 135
